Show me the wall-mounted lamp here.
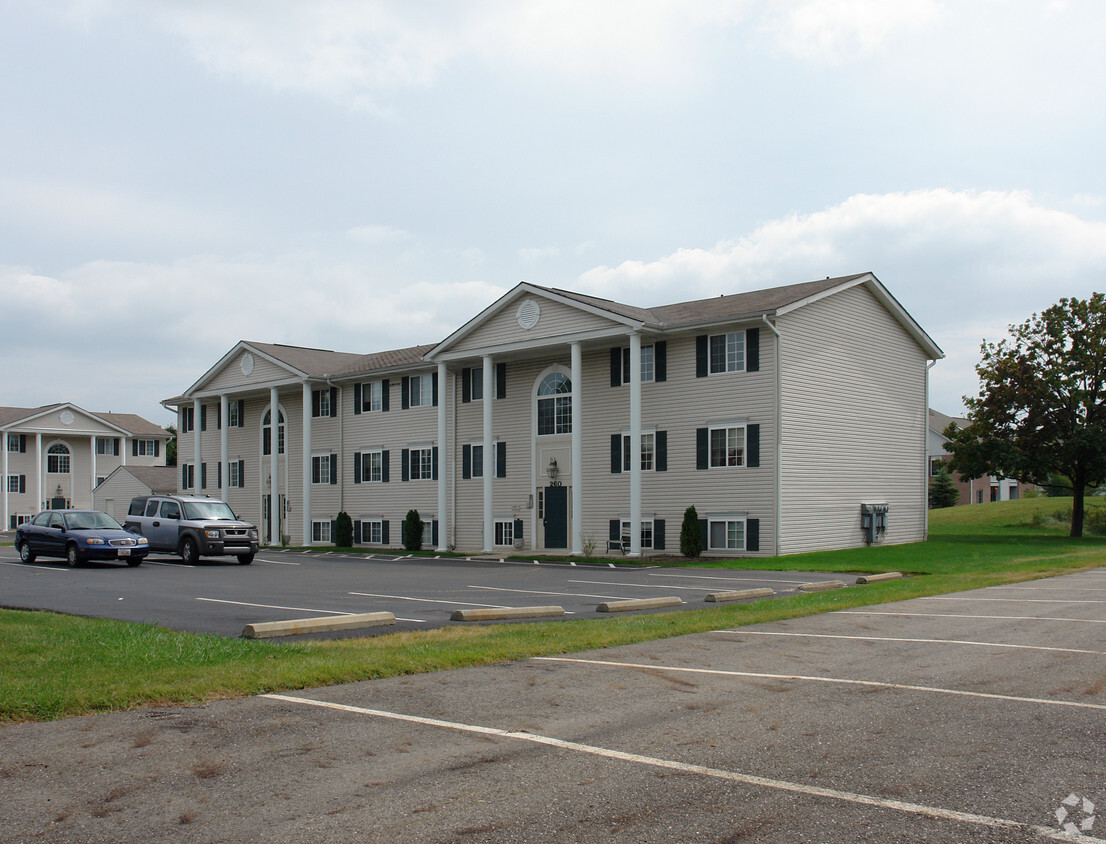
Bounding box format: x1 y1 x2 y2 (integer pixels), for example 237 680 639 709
547 457 559 482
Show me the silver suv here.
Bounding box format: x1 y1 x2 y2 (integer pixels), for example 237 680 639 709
124 495 259 565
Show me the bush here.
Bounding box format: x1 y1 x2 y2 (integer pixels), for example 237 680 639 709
403 509 423 552
334 512 353 547
680 506 702 558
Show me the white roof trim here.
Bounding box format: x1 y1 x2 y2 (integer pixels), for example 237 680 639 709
182 341 309 398
1 403 136 436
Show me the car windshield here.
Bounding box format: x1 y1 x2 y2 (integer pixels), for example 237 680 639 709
65 512 124 531
183 501 239 521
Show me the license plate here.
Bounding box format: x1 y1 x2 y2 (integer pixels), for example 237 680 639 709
118 548 130 557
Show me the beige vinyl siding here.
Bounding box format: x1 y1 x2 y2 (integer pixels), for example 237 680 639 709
449 297 617 353
778 284 928 554
205 353 294 393
581 332 777 556
93 473 154 522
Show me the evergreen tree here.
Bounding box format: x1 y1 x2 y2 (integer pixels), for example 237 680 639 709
680 505 702 558
403 509 423 552
928 464 960 509
334 512 353 547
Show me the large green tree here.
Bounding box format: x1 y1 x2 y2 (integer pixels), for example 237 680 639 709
944 293 1106 537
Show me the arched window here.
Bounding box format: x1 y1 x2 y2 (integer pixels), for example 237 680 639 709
537 373 572 435
262 409 285 455
47 443 71 474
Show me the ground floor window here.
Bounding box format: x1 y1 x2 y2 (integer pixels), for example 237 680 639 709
708 519 745 551
494 519 514 546
181 463 194 489
312 520 332 543
620 519 654 549
363 520 383 544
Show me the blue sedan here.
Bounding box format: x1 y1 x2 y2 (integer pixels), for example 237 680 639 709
16 510 150 567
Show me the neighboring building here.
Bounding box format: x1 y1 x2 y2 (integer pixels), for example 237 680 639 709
1 403 171 529
928 409 1027 505
165 273 943 556
93 466 178 523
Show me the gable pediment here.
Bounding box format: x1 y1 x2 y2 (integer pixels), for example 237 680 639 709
21 405 123 437
187 343 305 397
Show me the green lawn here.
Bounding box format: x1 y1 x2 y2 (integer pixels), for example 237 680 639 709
2 496 1104 723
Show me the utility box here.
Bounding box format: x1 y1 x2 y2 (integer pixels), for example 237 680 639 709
860 503 889 545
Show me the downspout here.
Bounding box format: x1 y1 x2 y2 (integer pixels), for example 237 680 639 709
925 360 937 539
762 314 782 556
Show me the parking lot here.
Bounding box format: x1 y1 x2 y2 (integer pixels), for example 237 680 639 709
1 560 1104 842
0 546 857 637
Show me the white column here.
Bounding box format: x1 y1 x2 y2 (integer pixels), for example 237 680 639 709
122 437 127 466
193 399 202 494
36 434 42 510
220 394 230 503
270 387 280 544
90 437 97 504
302 382 312 546
2 433 9 529
482 355 495 552
628 332 642 556
437 362 449 551
570 342 583 555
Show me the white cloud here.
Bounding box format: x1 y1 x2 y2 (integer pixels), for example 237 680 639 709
518 246 560 267
346 224 412 245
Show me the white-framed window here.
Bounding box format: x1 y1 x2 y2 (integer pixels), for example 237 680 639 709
494 519 515 546
408 374 434 407
930 458 946 477
7 434 21 452
314 389 331 418
709 331 745 374
620 345 655 383
228 401 241 428
182 463 194 489
361 450 383 483
537 372 572 435
229 460 242 489
312 520 332 543
47 444 70 474
362 519 383 544
708 518 745 551
96 437 119 456
710 425 745 468
311 454 332 485
96 476 106 487
620 519 654 549
409 447 434 480
621 432 656 472
135 439 157 457
469 365 500 402
470 441 503 479
262 409 285 455
7 475 23 493
361 381 383 413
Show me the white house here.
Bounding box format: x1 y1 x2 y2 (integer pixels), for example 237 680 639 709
1 403 170 529
165 273 943 556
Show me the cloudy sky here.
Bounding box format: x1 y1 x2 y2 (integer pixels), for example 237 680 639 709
3 1 1105 428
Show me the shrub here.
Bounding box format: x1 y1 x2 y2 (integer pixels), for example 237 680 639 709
334 512 353 547
928 465 960 509
680 506 702 558
403 509 423 552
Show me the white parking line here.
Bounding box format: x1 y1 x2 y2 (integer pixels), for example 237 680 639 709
348 591 508 609
714 630 1106 656
569 578 747 593
263 693 1102 843
196 597 353 616
0 560 69 573
647 572 814 585
921 597 1106 604
537 657 1106 712
838 610 1106 625
467 584 632 601
255 558 301 566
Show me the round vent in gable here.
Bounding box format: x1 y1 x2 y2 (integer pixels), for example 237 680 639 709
516 299 541 330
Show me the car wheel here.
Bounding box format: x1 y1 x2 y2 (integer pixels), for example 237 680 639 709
18 541 35 564
180 537 199 564
238 553 254 565
66 544 81 567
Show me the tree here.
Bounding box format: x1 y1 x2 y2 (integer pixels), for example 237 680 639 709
164 425 177 467
944 293 1106 537
334 512 353 547
403 509 423 552
928 463 960 509
679 506 702 558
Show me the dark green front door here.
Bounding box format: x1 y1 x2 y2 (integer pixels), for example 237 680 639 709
543 485 567 549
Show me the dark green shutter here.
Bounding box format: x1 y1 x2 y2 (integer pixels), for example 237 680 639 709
462 444 471 479
609 520 620 542
237 460 245 487
611 434 622 473
19 476 26 494
353 520 361 543
354 453 362 484
656 430 667 472
200 405 207 432
19 434 27 452
312 390 321 417
462 368 472 403
132 439 139 457
432 446 439 480
496 362 507 399
311 458 320 485
330 454 338 485
654 341 667 382
154 440 160 457
746 327 760 372
746 519 760 552
610 347 622 387
432 520 439 546
699 518 708 549
354 383 362 414
217 462 222 489
401 449 409 481
330 387 339 417
382 520 390 545
432 373 438 407
201 463 207 489
654 519 665 550
237 400 245 426
401 377 410 410
381 380 390 412
496 442 506 478
381 451 390 483
696 428 708 470
695 335 708 377
747 424 760 468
